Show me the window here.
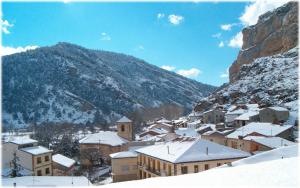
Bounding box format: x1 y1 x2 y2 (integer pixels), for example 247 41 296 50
232 141 238 149
45 168 50 174
121 125 125 132
217 163 221 166
181 166 188 174
37 170 42 176
168 165 172 176
194 165 199 173
204 164 209 170
45 155 49 162
37 157 42 164
121 165 129 172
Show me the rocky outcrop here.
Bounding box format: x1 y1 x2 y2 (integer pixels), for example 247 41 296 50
229 1 298 82
195 47 298 112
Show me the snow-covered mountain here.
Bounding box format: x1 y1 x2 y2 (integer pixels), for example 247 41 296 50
2 42 216 128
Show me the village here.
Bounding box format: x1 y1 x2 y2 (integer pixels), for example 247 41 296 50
2 102 298 186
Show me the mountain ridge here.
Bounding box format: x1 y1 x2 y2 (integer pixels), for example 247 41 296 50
2 42 216 128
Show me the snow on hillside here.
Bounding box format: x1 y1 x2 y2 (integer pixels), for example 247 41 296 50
103 145 298 188
2 42 216 128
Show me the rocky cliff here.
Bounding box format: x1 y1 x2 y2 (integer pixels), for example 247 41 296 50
229 1 298 82
195 2 298 112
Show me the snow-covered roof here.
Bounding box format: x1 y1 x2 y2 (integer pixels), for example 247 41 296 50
196 124 216 132
226 122 293 139
136 138 250 163
2 176 91 186
187 120 201 126
110 151 137 159
52 154 75 168
116 116 132 123
8 137 38 145
102 145 298 188
79 131 128 146
226 109 246 115
175 128 198 137
235 111 259 121
20 146 52 155
243 136 296 149
156 118 172 124
268 106 289 112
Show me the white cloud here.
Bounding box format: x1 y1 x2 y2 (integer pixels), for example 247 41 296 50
177 68 201 78
228 32 243 48
138 45 144 50
157 13 165 19
220 68 229 78
168 14 184 25
1 45 39 56
240 0 290 26
218 41 225 47
1 19 14 34
212 33 221 38
220 24 233 31
161 65 176 71
100 32 111 41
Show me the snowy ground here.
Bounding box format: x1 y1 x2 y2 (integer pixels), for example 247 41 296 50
2 176 91 187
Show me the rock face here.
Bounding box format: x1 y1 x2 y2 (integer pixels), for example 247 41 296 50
2 42 216 128
195 47 298 112
229 1 298 83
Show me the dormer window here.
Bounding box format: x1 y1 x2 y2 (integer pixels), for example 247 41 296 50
121 125 125 132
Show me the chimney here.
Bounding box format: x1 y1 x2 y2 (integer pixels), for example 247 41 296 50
167 146 170 154
206 147 208 155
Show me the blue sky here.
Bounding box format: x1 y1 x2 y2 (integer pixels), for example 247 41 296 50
1 2 258 86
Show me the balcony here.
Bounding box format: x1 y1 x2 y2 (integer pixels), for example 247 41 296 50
138 164 163 176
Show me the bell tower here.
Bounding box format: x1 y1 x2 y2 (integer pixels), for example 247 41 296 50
116 116 133 141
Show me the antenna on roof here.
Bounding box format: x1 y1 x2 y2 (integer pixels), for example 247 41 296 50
206 147 208 155
167 146 170 154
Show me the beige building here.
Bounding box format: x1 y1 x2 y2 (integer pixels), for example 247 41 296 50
18 146 53 176
259 107 289 123
136 137 250 179
52 154 76 176
110 151 138 182
202 109 225 124
79 116 132 166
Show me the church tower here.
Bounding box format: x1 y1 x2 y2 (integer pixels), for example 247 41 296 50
116 116 133 141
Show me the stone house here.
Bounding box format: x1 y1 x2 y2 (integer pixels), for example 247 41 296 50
234 111 260 127
52 154 76 176
18 146 53 176
79 116 132 166
259 107 289 123
202 109 225 124
136 137 250 179
110 151 138 183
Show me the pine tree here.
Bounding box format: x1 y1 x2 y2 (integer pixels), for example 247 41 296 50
10 152 22 177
